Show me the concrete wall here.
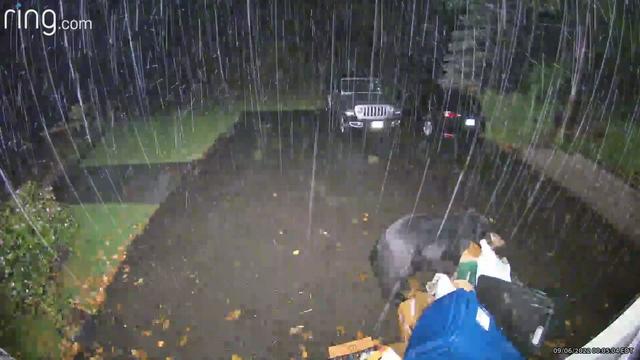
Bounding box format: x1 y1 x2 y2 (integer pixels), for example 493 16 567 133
519 147 640 245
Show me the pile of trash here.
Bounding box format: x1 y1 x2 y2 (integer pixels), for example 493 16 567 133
329 232 555 359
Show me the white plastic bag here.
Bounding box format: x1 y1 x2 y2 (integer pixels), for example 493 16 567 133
432 273 456 300
476 239 511 283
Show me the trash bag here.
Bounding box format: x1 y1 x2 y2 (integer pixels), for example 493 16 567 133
475 275 555 356
475 239 511 283
405 289 523 360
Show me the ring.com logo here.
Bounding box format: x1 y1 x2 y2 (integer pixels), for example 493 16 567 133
3 2 92 36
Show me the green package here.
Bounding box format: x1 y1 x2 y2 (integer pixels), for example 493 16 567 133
456 261 478 286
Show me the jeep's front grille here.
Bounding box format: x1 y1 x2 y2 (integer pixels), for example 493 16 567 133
356 105 388 119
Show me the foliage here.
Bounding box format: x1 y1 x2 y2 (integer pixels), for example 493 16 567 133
559 111 640 188
0 181 76 320
482 88 556 148
483 62 640 188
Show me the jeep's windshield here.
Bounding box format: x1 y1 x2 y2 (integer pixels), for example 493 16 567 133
340 78 382 94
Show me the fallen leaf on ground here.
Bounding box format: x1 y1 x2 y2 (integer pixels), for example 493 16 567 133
162 319 170 330
299 344 308 359
231 354 243 360
336 325 345 336
179 334 188 347
289 326 304 336
292 250 300 256
131 349 148 360
157 340 165 348
141 330 152 337
225 309 242 321
358 272 369 282
133 278 144 286
302 331 313 341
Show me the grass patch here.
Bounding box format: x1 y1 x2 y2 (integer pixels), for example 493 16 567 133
82 95 323 167
482 89 556 148
251 96 325 112
482 90 640 187
2 312 63 359
61 203 158 313
559 117 640 186
82 108 238 166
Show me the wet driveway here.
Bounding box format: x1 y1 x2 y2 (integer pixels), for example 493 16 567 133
88 110 640 359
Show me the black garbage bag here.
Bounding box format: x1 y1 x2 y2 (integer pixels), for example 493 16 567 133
476 275 555 356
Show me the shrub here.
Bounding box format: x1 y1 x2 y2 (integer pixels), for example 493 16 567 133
0 181 76 318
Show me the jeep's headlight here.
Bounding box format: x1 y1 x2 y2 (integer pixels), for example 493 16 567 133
386 105 394 113
355 107 364 115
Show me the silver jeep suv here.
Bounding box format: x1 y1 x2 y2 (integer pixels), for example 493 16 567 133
328 77 402 133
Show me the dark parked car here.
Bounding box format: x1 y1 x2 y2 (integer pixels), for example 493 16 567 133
327 77 403 133
420 88 485 143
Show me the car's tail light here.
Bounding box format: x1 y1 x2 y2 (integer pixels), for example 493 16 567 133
444 111 461 118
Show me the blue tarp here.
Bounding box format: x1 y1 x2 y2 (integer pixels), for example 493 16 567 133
405 289 523 360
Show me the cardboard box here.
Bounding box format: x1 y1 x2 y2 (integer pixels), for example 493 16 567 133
328 337 378 359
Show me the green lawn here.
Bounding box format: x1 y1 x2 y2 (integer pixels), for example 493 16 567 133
62 203 158 313
4 313 63 360
82 96 323 167
82 108 239 166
